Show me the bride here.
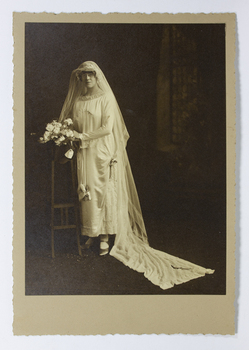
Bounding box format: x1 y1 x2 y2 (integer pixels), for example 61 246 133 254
59 61 214 290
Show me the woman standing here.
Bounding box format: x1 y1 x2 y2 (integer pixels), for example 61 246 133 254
59 61 214 290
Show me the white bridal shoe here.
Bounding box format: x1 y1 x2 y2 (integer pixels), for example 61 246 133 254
99 235 109 256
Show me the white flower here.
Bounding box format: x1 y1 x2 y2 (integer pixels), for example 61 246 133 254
53 127 60 134
52 120 61 129
46 123 54 132
58 136 66 142
43 131 51 141
64 118 73 126
65 129 74 137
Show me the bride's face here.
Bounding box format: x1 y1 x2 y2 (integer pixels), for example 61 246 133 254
81 71 97 89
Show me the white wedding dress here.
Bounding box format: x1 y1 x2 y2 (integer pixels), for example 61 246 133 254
60 61 214 290
73 92 118 238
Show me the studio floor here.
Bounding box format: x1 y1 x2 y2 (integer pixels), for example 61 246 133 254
25 204 226 295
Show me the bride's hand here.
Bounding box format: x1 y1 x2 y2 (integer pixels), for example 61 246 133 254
73 130 83 140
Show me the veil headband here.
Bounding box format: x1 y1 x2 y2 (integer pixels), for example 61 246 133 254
74 61 104 86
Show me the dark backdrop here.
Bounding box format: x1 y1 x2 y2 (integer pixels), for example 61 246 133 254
25 23 226 294
25 23 164 217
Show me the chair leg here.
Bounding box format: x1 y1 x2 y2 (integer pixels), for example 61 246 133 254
51 160 55 258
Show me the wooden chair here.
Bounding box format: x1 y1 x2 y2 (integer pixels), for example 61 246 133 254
51 153 82 258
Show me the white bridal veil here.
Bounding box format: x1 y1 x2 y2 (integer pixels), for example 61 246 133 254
59 61 214 290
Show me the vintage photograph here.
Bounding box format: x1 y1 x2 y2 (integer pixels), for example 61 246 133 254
25 22 226 296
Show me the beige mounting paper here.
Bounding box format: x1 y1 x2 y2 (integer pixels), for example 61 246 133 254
13 12 236 335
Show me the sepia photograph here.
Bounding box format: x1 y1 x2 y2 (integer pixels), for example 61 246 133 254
24 22 226 296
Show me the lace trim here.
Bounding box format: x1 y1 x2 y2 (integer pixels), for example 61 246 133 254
80 92 105 101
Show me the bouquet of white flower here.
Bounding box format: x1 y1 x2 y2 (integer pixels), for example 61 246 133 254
39 118 75 145
39 118 76 160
